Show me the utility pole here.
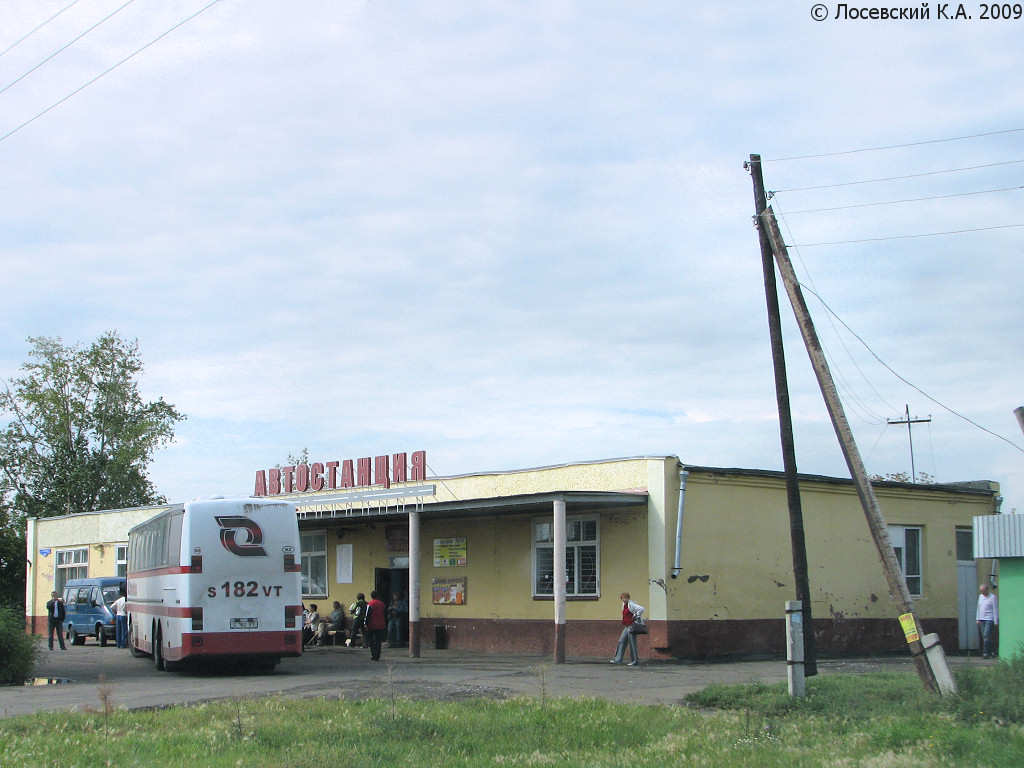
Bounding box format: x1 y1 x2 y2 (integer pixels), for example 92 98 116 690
887 405 931 482
1014 406 1024 437
756 198 947 695
747 154 816 676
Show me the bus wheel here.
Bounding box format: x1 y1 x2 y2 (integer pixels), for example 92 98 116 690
153 625 165 671
97 625 109 647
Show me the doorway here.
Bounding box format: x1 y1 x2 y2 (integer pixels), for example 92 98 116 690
956 528 979 651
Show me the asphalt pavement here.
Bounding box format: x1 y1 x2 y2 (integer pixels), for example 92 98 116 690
0 641 994 718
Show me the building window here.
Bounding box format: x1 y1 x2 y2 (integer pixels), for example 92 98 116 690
56 547 88 594
301 530 327 598
889 525 922 597
955 529 974 562
115 544 128 577
533 516 599 598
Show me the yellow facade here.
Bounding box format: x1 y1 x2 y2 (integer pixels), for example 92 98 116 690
25 457 1000 658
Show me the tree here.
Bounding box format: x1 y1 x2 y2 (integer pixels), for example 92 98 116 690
0 333 184 605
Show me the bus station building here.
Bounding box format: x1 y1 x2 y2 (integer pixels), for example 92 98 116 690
25 454 1001 659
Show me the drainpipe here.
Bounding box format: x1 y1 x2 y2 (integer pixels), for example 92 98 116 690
670 468 689 579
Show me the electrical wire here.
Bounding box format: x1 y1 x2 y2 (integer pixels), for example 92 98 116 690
795 281 1024 455
0 0 83 59
780 185 1024 215
772 159 1024 193
764 127 1024 163
0 0 225 145
0 0 138 98
789 222 1024 247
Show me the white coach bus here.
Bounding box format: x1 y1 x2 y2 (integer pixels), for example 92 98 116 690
127 496 303 671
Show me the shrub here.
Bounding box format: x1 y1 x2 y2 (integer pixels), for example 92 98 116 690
0 605 41 685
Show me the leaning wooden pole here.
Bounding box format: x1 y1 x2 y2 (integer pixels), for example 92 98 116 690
758 204 942 695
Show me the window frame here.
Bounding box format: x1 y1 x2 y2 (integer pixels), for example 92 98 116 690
55 547 89 595
889 525 923 597
532 514 600 599
300 529 328 599
115 544 128 578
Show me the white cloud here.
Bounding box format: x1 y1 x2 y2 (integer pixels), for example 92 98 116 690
0 0 1021 512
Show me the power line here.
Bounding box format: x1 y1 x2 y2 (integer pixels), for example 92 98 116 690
0 0 225 145
780 185 1024 215
0 0 138 98
795 279 1024 455
771 159 1024 194
0 0 83 59
764 128 1024 163
789 222 1024 247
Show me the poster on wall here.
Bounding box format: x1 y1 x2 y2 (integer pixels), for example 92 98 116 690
432 577 466 605
336 544 353 584
433 537 467 567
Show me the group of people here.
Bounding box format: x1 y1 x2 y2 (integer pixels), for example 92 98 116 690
303 590 409 662
45 587 130 651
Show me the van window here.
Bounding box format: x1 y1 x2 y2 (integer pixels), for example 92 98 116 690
101 585 120 605
76 587 90 606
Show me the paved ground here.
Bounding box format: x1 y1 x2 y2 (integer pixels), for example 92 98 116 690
1 641 995 718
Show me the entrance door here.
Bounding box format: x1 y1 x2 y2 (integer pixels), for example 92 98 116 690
374 567 409 607
956 529 979 651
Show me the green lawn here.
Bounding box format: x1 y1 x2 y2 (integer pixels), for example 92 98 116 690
2 660 1023 767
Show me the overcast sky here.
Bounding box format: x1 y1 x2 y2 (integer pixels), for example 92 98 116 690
2 1 1022 515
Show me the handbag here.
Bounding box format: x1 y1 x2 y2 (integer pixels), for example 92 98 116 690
628 619 648 635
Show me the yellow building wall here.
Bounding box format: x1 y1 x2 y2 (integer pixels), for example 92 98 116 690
25 505 168 631
670 470 998 625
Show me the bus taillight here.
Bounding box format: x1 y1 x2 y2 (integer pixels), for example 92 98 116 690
285 605 298 628
191 607 204 631
190 555 203 573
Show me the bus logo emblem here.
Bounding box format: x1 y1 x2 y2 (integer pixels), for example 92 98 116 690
215 516 268 557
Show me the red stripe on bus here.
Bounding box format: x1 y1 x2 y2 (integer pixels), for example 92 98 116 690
126 604 193 619
163 631 303 661
127 565 194 578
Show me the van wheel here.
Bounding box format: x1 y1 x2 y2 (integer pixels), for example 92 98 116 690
97 625 109 647
153 625 165 671
68 626 85 646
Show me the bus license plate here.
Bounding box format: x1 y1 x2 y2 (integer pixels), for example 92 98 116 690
230 618 258 629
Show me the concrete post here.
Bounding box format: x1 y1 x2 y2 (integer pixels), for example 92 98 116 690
786 600 806 698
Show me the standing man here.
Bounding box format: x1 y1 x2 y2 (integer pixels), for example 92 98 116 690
977 583 999 659
111 587 129 649
46 591 66 651
364 591 388 661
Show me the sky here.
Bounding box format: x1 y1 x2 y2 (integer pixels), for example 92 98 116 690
1 0 1022 515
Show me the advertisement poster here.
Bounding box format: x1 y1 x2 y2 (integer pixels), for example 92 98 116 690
433 537 467 567
432 578 466 605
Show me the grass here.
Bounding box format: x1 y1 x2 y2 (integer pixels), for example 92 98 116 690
1 659 1024 767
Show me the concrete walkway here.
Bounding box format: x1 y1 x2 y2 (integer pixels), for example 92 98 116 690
0 643 995 718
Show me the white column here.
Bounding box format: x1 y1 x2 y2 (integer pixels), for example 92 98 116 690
553 498 566 663
408 508 421 657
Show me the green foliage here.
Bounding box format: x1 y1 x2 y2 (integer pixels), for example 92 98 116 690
0 332 185 521
0 604 40 685
948 653 1024 724
1 678 1024 766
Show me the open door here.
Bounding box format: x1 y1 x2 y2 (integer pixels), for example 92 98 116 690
956 529 979 651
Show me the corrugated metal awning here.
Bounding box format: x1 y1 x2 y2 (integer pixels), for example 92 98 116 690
974 514 1024 558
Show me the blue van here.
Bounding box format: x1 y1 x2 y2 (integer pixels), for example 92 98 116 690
61 577 125 647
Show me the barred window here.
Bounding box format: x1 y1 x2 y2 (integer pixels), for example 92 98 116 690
533 515 599 598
